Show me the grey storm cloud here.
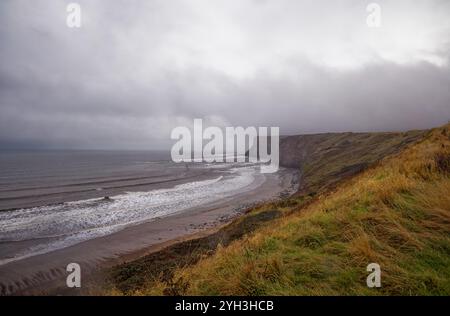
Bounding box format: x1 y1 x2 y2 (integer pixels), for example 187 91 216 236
0 0 450 149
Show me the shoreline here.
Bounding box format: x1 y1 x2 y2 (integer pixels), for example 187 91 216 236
0 167 299 295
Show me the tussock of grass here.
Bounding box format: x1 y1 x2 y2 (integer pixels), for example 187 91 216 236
116 124 450 296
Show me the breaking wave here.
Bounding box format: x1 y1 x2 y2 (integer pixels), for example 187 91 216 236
0 166 259 265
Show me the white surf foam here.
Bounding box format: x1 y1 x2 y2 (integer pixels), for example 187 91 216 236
0 165 259 265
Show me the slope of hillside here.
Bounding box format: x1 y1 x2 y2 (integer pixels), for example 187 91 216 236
113 124 449 295
279 130 425 195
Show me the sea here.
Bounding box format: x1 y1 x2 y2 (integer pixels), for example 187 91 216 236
0 150 265 265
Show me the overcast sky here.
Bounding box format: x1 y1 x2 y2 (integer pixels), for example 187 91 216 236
0 0 449 150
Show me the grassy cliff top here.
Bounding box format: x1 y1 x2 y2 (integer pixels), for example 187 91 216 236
110 124 450 295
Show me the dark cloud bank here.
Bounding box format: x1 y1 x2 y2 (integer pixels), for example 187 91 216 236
0 0 449 150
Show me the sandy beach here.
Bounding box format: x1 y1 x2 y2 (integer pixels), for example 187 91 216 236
0 167 298 295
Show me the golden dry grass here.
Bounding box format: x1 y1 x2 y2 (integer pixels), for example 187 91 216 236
117 124 450 296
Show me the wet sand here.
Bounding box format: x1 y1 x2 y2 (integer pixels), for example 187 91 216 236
0 168 298 295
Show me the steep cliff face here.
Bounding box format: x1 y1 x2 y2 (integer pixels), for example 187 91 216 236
279 130 426 194
113 124 450 296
